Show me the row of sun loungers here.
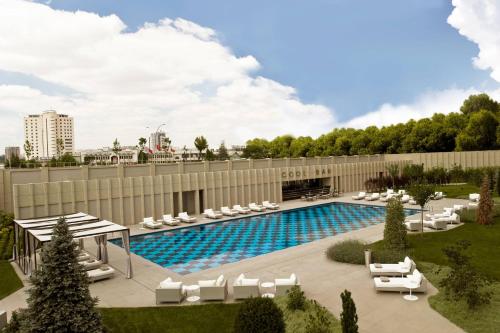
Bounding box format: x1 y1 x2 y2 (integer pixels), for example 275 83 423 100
156 273 299 304
352 190 444 203
369 257 427 293
77 251 115 282
404 204 464 231
141 201 280 229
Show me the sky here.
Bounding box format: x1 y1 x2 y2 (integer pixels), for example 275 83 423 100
0 0 499 153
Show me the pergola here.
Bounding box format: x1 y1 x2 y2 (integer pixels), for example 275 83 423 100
13 212 133 278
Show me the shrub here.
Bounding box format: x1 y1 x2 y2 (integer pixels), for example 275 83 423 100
383 197 407 250
287 285 306 311
477 175 494 225
326 240 365 265
340 290 358 333
439 240 492 310
233 297 285 333
305 300 333 333
371 247 409 263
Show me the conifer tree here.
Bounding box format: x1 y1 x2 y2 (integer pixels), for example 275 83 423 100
477 175 494 225
22 218 103 333
340 290 358 333
383 197 407 250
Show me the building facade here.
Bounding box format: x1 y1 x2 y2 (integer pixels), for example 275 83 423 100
24 110 74 159
149 131 166 152
4 147 20 161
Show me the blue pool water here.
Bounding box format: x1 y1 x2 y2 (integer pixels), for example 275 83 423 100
110 202 418 275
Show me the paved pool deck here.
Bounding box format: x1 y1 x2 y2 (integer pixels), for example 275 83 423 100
1 194 467 333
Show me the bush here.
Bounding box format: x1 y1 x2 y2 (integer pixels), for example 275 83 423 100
371 248 408 264
305 301 333 333
439 240 492 310
326 240 365 265
233 297 285 333
383 197 407 250
287 285 306 311
477 175 494 225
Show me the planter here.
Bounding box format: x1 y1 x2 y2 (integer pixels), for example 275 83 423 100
364 249 372 268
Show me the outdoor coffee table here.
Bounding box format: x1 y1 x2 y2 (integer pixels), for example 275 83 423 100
184 284 200 302
403 281 419 301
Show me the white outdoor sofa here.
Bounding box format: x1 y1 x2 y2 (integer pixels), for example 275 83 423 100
87 266 115 282
369 257 415 277
400 194 410 203
432 213 460 225
249 203 266 212
221 206 239 216
374 269 427 293
469 193 480 208
204 209 223 219
233 274 260 299
162 214 181 226
365 193 380 201
404 220 422 232
426 207 453 219
142 217 163 229
423 219 447 230
262 201 280 210
351 192 366 200
199 275 228 301
178 212 197 223
274 273 300 296
233 205 251 214
156 277 186 304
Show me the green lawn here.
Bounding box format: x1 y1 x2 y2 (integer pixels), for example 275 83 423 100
0 227 14 260
101 296 340 333
435 183 480 199
419 263 500 333
0 260 23 300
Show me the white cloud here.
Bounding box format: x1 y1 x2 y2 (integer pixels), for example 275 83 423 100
0 0 336 152
448 0 500 83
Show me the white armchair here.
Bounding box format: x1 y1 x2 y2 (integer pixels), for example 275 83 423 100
155 277 186 304
199 275 228 301
233 274 260 299
274 273 299 296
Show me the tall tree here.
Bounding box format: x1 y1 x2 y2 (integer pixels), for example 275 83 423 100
137 137 147 151
386 164 399 189
161 137 172 152
24 140 33 160
112 138 121 154
217 142 229 160
194 136 208 160
137 137 148 164
21 218 103 332
408 182 436 233
460 93 500 116
340 290 358 333
384 197 407 250
181 145 188 161
56 138 65 158
477 175 494 225
456 110 499 151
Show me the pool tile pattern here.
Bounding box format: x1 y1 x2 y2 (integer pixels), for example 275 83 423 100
110 203 418 275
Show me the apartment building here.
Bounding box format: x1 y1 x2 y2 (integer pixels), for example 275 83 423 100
24 110 74 159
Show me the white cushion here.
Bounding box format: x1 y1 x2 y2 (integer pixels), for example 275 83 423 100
160 281 182 289
216 275 224 286
403 256 411 269
241 278 259 286
275 278 294 286
410 269 422 285
199 280 216 287
290 273 297 284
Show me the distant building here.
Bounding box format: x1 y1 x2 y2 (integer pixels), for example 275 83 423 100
149 131 166 153
5 146 20 161
77 147 137 165
24 110 74 159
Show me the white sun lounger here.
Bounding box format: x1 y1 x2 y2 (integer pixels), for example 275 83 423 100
233 274 260 299
156 277 186 304
351 192 366 200
233 205 251 214
204 209 223 219
221 206 239 216
433 191 444 200
369 256 415 277
380 193 397 202
162 214 181 226
469 193 480 202
274 273 300 296
365 193 380 201
80 259 103 271
249 203 266 212
374 269 427 293
77 252 91 262
87 266 115 282
142 217 163 229
178 212 196 223
423 219 447 230
262 201 279 210
432 213 460 225
199 275 228 301
426 207 453 219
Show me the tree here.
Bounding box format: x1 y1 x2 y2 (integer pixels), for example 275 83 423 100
194 136 208 160
233 297 285 333
477 175 494 225
161 137 172 152
59 152 77 165
460 93 500 116
21 218 103 332
456 110 498 151
386 164 399 189
439 240 491 309
181 145 188 161
408 182 436 233
340 290 358 333
137 137 148 164
112 138 121 154
137 137 147 151
24 140 33 160
383 197 407 250
217 142 230 160
56 138 65 158
205 149 216 161
496 169 500 197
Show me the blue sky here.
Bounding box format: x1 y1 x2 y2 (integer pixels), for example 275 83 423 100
45 0 496 121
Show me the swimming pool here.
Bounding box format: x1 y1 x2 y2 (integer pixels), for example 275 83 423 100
110 202 418 275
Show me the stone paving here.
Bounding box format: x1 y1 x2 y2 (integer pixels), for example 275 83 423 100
1 194 468 333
